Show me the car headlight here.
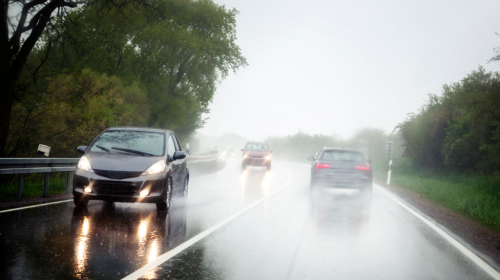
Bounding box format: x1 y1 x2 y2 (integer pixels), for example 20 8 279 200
264 156 271 160
243 154 249 159
142 160 166 175
77 156 93 173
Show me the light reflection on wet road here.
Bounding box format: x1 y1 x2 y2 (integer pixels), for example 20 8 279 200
0 160 495 279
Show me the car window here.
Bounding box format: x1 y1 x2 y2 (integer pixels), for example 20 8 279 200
89 131 165 156
244 144 268 151
173 135 182 151
167 135 176 160
321 150 364 162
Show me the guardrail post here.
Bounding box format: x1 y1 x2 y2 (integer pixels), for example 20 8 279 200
43 173 49 197
65 172 71 194
17 174 24 201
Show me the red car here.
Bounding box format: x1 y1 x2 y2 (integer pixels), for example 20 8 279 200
241 141 273 170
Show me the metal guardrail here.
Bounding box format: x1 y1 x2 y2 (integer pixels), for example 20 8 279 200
0 152 223 201
0 158 79 200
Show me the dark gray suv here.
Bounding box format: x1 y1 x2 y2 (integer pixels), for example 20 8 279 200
308 148 372 194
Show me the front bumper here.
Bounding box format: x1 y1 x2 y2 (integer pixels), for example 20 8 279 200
73 169 167 203
312 174 372 189
242 158 270 166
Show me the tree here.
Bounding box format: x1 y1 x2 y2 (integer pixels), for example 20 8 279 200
2 0 247 156
0 0 163 156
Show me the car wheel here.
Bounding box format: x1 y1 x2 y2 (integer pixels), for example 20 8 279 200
74 194 89 208
183 177 189 198
266 163 271 171
157 177 173 211
241 163 246 170
310 176 316 189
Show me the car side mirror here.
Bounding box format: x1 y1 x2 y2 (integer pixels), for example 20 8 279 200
173 151 186 160
241 149 244 151
367 159 373 164
77 145 88 154
307 156 315 161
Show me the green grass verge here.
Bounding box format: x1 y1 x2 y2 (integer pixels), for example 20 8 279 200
372 158 500 231
0 173 71 201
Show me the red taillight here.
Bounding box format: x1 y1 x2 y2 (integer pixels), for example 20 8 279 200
316 163 331 169
355 165 370 171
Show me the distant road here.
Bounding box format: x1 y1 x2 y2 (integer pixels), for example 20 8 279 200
0 160 497 279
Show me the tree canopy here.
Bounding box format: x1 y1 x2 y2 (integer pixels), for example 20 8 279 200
5 0 247 157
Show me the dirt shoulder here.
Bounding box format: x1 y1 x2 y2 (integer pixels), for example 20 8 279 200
376 179 500 271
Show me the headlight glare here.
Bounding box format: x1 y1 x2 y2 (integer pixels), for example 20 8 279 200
78 156 93 173
142 160 166 175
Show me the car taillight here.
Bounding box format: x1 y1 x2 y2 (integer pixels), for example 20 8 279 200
355 165 370 171
316 163 331 169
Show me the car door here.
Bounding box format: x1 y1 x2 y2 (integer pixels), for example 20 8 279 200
167 134 181 192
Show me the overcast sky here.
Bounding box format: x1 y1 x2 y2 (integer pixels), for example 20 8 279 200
197 0 500 140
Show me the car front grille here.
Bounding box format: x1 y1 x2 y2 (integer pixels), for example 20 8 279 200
94 169 143 179
92 180 142 196
250 156 262 159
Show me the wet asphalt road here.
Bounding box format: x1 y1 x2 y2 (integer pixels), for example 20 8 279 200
0 160 495 280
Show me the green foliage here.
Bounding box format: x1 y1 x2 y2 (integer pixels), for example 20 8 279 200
7 0 246 157
45 0 247 139
7 69 149 157
397 67 500 174
372 158 500 231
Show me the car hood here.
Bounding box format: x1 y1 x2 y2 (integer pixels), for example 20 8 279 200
87 153 162 172
244 151 271 156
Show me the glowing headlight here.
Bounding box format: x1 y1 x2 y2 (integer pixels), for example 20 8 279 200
243 154 249 159
142 160 166 175
77 156 93 173
139 190 150 196
264 156 271 160
84 186 92 193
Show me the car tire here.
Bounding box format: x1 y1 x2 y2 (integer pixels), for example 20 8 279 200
157 177 173 211
266 163 271 171
241 163 246 170
74 194 89 208
183 177 189 198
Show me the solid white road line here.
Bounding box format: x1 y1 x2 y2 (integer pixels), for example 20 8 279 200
375 183 500 280
122 166 293 280
0 199 73 214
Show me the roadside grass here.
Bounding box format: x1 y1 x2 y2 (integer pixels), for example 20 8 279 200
0 173 70 201
372 158 500 232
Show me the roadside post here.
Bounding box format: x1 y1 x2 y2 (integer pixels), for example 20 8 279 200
386 141 393 160
387 160 393 185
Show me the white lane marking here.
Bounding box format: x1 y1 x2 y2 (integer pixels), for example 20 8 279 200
375 184 500 280
0 199 73 214
122 166 293 280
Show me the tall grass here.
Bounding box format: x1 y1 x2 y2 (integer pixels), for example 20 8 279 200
373 158 500 231
0 173 70 201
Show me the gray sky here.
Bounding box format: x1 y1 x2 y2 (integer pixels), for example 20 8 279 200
198 0 500 140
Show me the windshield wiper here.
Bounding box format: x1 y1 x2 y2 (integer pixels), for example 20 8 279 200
96 145 110 152
111 147 155 156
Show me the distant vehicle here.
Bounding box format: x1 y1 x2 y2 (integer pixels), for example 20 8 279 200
308 148 372 194
73 127 189 211
241 141 273 170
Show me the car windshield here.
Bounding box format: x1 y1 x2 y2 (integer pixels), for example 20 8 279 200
89 131 165 156
244 144 268 152
321 150 364 162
